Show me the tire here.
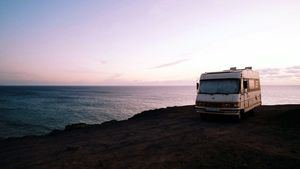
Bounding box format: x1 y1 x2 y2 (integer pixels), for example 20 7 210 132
232 114 241 122
200 114 208 121
248 110 254 116
248 107 257 116
236 113 242 121
239 110 245 120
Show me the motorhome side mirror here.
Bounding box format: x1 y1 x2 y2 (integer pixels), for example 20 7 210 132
196 83 199 90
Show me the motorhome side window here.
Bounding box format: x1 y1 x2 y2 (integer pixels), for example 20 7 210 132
252 79 260 91
245 79 260 91
249 80 255 90
255 79 260 89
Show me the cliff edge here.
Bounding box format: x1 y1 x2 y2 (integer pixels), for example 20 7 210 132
0 105 299 169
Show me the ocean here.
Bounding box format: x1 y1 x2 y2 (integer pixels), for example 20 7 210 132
0 86 299 138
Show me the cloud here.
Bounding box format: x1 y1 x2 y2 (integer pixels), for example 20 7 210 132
258 68 280 76
134 79 194 86
109 73 122 79
285 69 300 74
258 65 300 85
0 71 40 79
286 65 300 70
65 68 100 74
284 65 300 74
259 65 300 78
152 58 190 69
100 60 107 64
0 71 43 85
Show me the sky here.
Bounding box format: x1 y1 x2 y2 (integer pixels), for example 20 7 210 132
0 0 300 85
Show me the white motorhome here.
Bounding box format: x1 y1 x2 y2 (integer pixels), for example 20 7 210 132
195 67 262 119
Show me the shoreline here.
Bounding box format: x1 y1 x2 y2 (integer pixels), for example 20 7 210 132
2 104 299 140
1 104 300 169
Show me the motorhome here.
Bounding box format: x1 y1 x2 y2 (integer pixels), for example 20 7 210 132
195 67 262 119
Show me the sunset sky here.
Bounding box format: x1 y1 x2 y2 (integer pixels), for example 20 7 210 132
0 0 300 85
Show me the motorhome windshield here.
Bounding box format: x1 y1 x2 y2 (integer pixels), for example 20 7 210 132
199 79 240 94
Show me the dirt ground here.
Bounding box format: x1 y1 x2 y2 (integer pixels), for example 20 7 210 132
0 105 299 169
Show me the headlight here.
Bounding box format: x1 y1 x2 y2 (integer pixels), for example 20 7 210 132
196 101 204 106
233 103 240 108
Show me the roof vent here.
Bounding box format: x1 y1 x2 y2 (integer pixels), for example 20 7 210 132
230 67 237 70
245 66 252 70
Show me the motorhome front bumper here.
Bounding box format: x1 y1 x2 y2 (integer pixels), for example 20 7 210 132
195 106 240 115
